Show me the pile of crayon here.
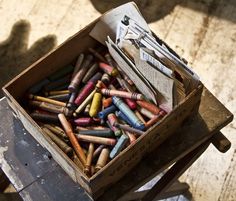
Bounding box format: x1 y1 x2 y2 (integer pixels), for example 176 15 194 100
26 47 167 177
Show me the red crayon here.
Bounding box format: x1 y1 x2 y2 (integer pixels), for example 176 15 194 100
99 62 118 77
74 72 102 106
124 98 137 110
74 117 94 126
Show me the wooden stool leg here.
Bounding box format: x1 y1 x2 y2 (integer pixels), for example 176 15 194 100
211 132 231 153
153 181 189 200
118 180 189 201
0 169 10 192
0 193 22 201
140 141 210 201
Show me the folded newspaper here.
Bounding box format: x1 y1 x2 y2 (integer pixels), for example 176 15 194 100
90 2 199 113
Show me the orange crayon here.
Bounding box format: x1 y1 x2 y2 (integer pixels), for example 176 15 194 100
136 100 161 115
58 113 86 166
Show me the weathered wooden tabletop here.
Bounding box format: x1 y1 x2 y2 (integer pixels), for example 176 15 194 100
0 87 233 201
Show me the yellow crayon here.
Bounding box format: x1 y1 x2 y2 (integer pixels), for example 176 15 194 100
89 92 102 117
44 90 70 96
74 89 96 116
29 94 66 107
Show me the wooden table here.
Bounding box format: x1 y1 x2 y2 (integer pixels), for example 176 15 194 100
0 87 233 201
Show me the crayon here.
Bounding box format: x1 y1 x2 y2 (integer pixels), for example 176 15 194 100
124 98 137 109
45 90 70 97
110 134 129 159
110 77 120 90
89 126 109 130
98 105 117 120
101 89 144 101
29 94 66 107
114 122 144 135
102 97 112 108
112 96 145 131
51 83 68 91
123 130 136 144
74 72 102 106
116 75 134 93
107 113 122 136
42 127 73 156
136 100 161 115
44 90 70 97
89 47 106 62
96 80 107 90
58 113 86 166
77 129 114 138
93 116 102 124
84 103 91 116
72 53 84 78
75 134 116 146
115 110 133 126
121 72 134 86
43 124 68 140
134 110 146 124
72 152 84 170
108 83 116 90
84 143 94 176
29 100 72 116
145 110 167 128
47 93 70 102
67 92 77 109
68 54 93 92
30 112 59 123
74 89 96 115
82 63 99 83
43 74 71 92
138 107 156 119
92 145 105 160
105 53 117 68
74 117 95 126
75 126 88 131
75 126 108 131
99 62 118 77
29 78 50 94
95 148 110 172
48 65 74 81
82 148 88 156
101 73 110 85
91 165 95 176
89 92 102 117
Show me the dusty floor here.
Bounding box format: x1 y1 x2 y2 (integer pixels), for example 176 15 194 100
0 0 235 200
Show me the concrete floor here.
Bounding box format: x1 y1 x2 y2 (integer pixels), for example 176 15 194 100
0 0 235 200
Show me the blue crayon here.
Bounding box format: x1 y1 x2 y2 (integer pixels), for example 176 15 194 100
112 96 145 131
29 78 50 94
67 92 77 109
48 65 74 81
98 105 117 120
115 111 133 126
110 133 129 159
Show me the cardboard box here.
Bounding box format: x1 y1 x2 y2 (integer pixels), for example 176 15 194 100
2 3 203 199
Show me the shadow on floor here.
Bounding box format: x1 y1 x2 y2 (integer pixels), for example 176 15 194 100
90 0 236 23
0 19 57 97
